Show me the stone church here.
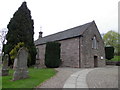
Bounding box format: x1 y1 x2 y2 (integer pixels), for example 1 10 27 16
35 21 106 68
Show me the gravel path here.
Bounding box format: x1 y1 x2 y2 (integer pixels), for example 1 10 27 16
36 68 83 88
86 66 118 88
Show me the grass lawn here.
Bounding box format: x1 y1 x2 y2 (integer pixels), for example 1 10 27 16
2 68 57 89
106 56 120 61
110 56 120 61
0 75 1 90
0 56 1 90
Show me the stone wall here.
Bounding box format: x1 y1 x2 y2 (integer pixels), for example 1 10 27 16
35 22 106 68
36 37 80 68
36 44 46 68
106 61 119 65
59 37 80 68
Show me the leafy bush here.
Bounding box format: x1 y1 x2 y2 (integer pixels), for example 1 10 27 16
45 42 61 68
105 46 114 60
9 42 36 67
9 42 25 62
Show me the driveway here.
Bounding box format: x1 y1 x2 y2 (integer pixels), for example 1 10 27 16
86 66 118 88
36 66 118 88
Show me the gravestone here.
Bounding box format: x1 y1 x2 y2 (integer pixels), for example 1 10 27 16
13 47 29 81
2 54 9 76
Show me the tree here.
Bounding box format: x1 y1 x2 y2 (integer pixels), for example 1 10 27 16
103 30 120 55
3 2 36 66
0 28 7 55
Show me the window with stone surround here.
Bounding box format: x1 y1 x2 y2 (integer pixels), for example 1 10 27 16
36 48 39 59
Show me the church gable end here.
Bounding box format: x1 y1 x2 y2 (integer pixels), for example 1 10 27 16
80 21 105 68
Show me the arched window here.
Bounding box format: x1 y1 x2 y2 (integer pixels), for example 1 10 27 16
36 48 39 59
92 36 98 49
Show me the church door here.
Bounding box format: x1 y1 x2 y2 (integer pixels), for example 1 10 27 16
94 56 98 67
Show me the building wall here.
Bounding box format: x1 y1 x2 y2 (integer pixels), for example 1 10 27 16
59 37 80 68
36 44 46 68
36 37 80 68
35 23 106 68
80 23 106 68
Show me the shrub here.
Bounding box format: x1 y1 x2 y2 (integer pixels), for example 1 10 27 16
45 42 61 68
105 46 114 60
9 42 36 67
9 42 25 63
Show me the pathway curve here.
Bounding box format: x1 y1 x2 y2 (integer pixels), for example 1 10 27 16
63 66 118 88
63 68 94 88
36 66 118 88
36 68 83 88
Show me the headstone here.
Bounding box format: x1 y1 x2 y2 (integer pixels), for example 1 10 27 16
2 54 9 76
13 47 29 81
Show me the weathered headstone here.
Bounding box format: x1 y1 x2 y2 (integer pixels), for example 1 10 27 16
2 54 9 76
13 47 29 81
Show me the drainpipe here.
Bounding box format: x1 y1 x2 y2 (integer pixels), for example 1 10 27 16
79 35 83 68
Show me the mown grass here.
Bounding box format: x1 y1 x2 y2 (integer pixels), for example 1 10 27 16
0 76 1 90
107 56 120 61
0 56 2 90
2 68 57 89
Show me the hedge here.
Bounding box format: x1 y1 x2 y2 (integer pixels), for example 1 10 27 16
105 46 114 60
45 42 61 68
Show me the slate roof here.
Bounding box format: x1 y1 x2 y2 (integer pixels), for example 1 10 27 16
35 21 94 45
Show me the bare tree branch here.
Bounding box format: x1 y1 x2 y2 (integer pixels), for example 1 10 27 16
0 28 8 55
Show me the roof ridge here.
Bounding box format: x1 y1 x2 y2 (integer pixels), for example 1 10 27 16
35 21 94 45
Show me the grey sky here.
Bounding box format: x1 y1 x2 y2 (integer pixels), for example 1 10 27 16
0 0 119 41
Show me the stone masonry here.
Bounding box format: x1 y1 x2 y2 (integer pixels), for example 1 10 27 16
80 23 106 68
35 21 106 68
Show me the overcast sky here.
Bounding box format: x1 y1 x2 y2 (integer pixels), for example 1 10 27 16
0 0 119 41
